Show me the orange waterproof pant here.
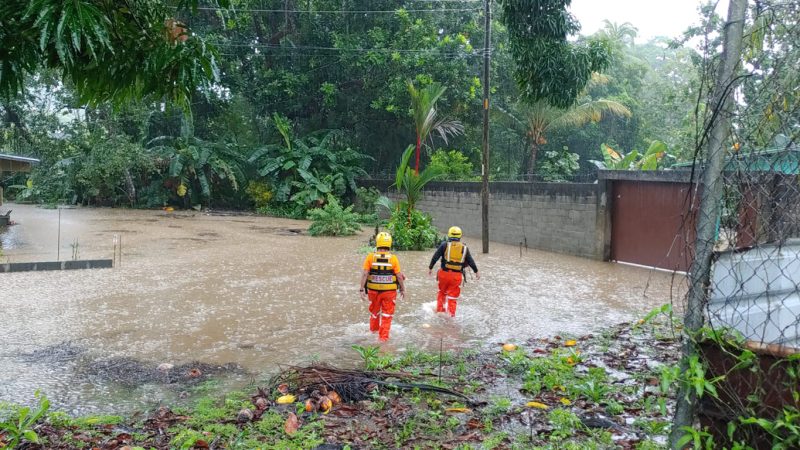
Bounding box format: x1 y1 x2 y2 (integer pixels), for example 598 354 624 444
368 290 397 341
437 269 462 317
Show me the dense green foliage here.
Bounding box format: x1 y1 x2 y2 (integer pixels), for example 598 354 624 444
428 149 476 181
536 146 580 181
0 0 226 108
496 0 611 108
4 0 792 213
384 205 440 251
307 196 362 237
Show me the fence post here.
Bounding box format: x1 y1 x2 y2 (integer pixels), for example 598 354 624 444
669 0 747 447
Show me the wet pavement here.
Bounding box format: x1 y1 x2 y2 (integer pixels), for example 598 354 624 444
0 204 678 414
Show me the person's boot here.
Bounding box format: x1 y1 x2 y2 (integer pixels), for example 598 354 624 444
447 297 458 317
379 313 392 341
436 291 446 313
370 313 380 333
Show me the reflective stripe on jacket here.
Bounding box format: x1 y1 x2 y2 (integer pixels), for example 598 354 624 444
366 252 398 291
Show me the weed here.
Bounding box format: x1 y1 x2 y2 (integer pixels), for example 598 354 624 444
170 428 208 450
482 431 509 449
605 401 625 416
548 408 583 441
352 345 393 370
0 390 49 448
446 416 460 430
394 417 418 446
501 348 532 374
634 418 670 435
486 397 512 417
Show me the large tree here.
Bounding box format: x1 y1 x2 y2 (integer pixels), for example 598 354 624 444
496 0 611 108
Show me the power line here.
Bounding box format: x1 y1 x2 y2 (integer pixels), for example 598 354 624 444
213 42 482 54
189 6 481 13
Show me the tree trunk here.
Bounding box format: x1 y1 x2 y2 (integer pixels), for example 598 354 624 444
668 0 747 447
415 135 421 175
527 142 540 181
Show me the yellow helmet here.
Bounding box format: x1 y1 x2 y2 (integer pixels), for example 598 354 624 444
376 231 392 248
448 226 462 240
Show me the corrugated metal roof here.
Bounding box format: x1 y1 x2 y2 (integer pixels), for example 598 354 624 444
672 146 800 174
0 153 40 164
707 239 800 349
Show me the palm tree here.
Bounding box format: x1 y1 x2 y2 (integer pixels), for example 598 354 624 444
394 144 443 212
598 20 638 53
497 95 632 176
407 81 464 174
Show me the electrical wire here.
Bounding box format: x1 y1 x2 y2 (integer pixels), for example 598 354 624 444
187 6 481 13
213 42 483 55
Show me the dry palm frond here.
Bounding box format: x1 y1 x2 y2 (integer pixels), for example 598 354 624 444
267 364 475 405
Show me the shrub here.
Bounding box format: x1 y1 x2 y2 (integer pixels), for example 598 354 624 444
245 181 273 209
385 204 440 250
257 202 308 219
307 196 362 236
429 149 476 181
537 146 580 182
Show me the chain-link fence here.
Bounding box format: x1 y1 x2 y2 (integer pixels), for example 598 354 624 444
669 0 800 447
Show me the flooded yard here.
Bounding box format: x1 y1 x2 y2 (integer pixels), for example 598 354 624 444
0 204 677 414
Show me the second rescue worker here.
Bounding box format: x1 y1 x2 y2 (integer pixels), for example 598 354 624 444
428 226 479 317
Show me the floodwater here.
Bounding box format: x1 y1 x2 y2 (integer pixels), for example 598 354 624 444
0 204 678 414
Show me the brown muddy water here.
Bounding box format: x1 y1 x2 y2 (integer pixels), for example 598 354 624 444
0 203 679 415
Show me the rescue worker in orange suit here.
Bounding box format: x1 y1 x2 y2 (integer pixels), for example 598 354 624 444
359 231 406 342
428 226 479 317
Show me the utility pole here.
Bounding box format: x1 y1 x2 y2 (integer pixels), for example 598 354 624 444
481 0 491 254
668 0 746 447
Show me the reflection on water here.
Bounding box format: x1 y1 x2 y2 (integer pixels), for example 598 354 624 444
0 204 678 414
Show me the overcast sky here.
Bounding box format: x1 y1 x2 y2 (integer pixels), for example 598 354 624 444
569 0 730 43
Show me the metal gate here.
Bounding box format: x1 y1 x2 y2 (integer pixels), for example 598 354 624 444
610 179 697 272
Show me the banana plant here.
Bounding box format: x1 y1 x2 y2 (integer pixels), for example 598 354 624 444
147 117 245 206
591 140 672 170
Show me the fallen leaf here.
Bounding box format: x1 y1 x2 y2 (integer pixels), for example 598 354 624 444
194 439 210 449
564 340 577 347
467 418 484 429
560 398 572 406
278 383 289 394
526 401 549 410
333 405 359 417
445 407 472 414
276 394 296 404
284 412 299 435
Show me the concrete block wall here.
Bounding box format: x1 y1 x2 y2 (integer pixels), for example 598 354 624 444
360 180 604 259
